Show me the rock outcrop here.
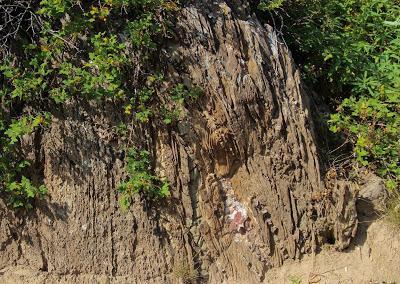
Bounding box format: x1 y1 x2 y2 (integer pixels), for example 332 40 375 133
0 1 358 283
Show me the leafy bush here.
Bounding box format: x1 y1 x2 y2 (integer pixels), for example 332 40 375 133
0 0 187 209
5 177 47 209
0 114 49 208
257 0 285 11
128 13 161 50
257 0 400 191
122 75 202 124
118 147 170 210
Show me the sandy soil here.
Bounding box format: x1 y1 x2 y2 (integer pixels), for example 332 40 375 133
264 219 400 284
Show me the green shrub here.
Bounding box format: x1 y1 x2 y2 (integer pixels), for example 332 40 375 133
5 177 47 209
118 147 170 210
128 13 161 50
123 77 203 124
0 114 49 208
257 0 285 11
257 0 400 190
37 0 73 17
0 0 183 209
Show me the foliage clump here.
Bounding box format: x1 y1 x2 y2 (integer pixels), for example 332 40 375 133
0 112 50 208
257 0 400 194
118 148 170 210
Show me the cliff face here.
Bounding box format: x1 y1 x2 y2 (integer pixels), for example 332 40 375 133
0 1 357 283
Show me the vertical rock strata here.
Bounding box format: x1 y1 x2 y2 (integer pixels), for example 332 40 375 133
0 1 357 283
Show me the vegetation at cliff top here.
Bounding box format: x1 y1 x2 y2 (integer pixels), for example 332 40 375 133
0 0 197 209
258 0 400 221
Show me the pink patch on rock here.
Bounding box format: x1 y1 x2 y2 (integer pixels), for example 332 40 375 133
228 203 249 234
222 179 250 234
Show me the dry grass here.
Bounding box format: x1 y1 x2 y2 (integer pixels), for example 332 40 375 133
387 193 400 226
172 261 198 283
288 275 302 284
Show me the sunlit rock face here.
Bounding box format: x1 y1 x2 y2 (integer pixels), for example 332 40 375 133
0 1 357 283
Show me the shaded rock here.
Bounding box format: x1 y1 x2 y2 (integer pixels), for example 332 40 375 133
357 174 388 218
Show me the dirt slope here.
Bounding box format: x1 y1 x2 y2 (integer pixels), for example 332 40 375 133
265 219 400 284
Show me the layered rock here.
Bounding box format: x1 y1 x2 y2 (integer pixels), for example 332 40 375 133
0 1 357 283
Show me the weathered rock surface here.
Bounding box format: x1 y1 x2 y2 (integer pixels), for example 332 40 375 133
0 1 358 283
357 174 388 218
